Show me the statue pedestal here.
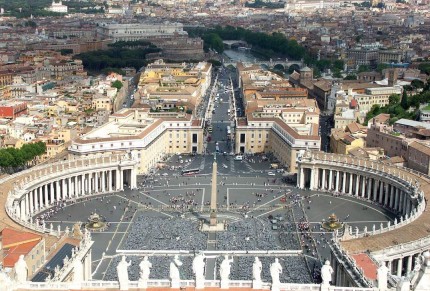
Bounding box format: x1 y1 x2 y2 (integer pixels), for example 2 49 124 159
271 283 280 291
138 280 148 289
320 283 330 291
171 279 180 289
252 280 262 289
195 278 205 289
220 279 229 289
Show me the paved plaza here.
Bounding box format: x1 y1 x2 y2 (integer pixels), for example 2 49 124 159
40 153 396 284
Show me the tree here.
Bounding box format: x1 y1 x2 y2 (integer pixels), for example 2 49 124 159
411 79 424 89
357 65 370 73
344 74 357 80
388 94 400 105
401 90 408 109
111 80 123 90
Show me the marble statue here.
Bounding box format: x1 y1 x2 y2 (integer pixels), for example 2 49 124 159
170 255 182 288
117 256 131 291
14 255 28 283
252 257 262 282
192 252 205 289
377 263 388 291
321 260 333 286
73 258 83 283
270 258 282 290
139 256 152 281
0 265 13 291
220 255 233 289
252 257 263 289
138 256 152 288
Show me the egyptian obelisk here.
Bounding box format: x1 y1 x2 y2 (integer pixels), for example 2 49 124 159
210 153 218 226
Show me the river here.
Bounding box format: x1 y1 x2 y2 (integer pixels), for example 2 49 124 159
222 49 267 63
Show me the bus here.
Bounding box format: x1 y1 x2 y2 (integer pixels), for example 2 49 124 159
181 168 200 176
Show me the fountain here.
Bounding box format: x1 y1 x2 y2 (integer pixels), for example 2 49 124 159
85 213 108 232
321 213 343 231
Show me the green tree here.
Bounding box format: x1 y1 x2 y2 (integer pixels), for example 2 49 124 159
357 65 370 73
111 80 123 90
388 94 400 105
344 74 357 80
401 90 408 109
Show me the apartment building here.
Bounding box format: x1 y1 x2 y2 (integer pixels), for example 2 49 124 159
68 108 204 174
138 60 212 111
235 100 320 173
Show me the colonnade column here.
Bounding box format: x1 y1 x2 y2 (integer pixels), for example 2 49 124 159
102 171 106 192
348 173 353 194
361 176 365 197
384 184 389 206
336 171 340 192
389 185 395 209
95 172 99 193
44 184 48 208
29 190 34 215
130 168 137 189
35 187 40 210
108 171 113 192
321 169 326 190
397 258 403 277
407 256 413 274
342 172 346 193
395 188 400 211
379 181 384 204
310 168 315 190
81 174 85 196
329 170 333 190
373 179 378 202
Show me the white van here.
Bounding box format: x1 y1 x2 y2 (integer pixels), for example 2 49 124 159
234 155 243 161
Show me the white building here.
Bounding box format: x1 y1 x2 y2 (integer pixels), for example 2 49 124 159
47 0 68 13
96 22 188 42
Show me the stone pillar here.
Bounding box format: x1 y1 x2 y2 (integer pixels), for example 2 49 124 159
405 199 411 215
95 172 99 193
355 175 360 196
29 190 34 214
20 199 25 220
322 169 326 190
395 188 400 210
102 171 106 192
373 179 378 202
407 255 413 274
35 188 39 210
388 260 392 274
389 186 395 208
379 181 384 204
329 170 333 190
384 184 389 207
349 173 353 194
367 178 372 199
397 258 402 277
74 176 78 197
310 168 315 190
81 174 85 195
299 168 305 188
24 193 29 217
336 171 340 192
44 184 49 208
66 178 70 198
120 170 124 190
56 180 61 202
342 172 346 193
108 171 113 192
130 169 137 189
361 176 366 197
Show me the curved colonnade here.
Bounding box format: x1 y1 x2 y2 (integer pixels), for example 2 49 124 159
297 151 430 282
4 155 137 235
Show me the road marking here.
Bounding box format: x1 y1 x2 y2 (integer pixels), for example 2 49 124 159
139 191 169 206
246 189 291 214
255 206 284 218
